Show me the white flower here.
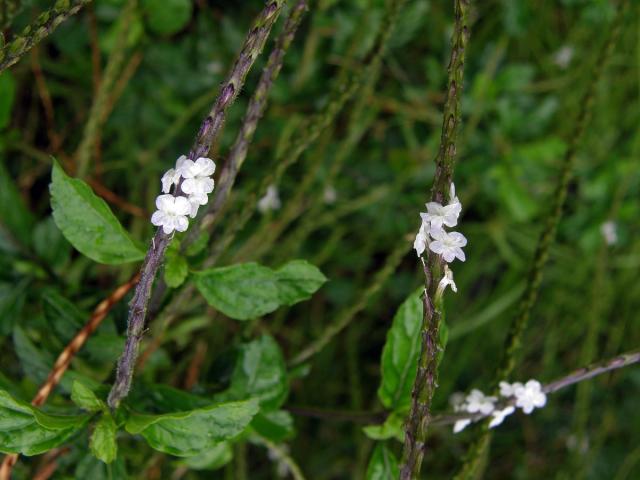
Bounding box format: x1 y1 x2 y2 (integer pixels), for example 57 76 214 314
553 45 574 69
414 222 429 257
179 156 216 178
499 381 523 398
151 194 191 234
429 228 467 263
421 202 459 229
180 157 216 196
600 221 617 246
160 155 189 193
323 185 337 204
258 185 281 213
187 193 208 218
453 418 471 433
464 389 496 415
436 264 457 296
514 380 547 414
489 406 515 428
449 392 466 411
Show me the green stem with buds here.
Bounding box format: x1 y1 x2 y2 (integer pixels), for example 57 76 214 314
107 0 286 409
454 2 627 478
400 1 471 478
0 0 92 73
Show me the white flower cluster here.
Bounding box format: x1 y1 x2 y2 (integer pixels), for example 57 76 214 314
414 183 467 263
151 155 216 234
452 379 547 433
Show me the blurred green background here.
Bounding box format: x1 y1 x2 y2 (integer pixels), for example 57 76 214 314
0 0 639 478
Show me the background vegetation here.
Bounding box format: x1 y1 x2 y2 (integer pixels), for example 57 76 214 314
0 0 638 478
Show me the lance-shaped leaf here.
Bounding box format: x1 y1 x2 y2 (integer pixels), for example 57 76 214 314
50 161 145 265
215 335 288 411
193 260 326 320
377 290 422 412
125 399 259 457
0 388 88 456
366 444 400 480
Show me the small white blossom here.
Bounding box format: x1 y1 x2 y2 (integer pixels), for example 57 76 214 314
151 194 191 234
489 406 515 428
436 264 457 296
453 418 471 433
429 228 467 263
187 193 208 218
499 381 523 398
179 156 216 178
181 157 216 196
421 202 460 229
161 155 188 193
323 185 337 204
514 380 547 414
414 222 429 257
258 185 281 213
600 221 617 246
449 392 466 411
465 389 496 415
553 45 574 69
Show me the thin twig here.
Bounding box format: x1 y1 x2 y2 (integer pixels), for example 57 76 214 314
455 4 627 478
107 0 287 409
400 1 471 478
183 0 309 250
0 0 91 73
290 240 410 366
432 349 640 427
75 0 137 178
259 436 307 480
0 274 139 480
202 0 409 268
284 350 640 427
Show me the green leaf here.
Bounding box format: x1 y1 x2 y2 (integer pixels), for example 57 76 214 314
366 444 400 480
193 260 326 320
0 281 27 336
377 290 422 412
0 388 88 456
251 410 295 442
274 260 328 305
71 381 105 413
363 412 404 442
49 161 145 265
125 399 259 457
90 411 118 464
176 442 232 471
215 336 288 411
75 454 128 480
0 72 15 130
0 158 35 247
33 217 71 268
42 290 84 344
142 0 193 36
164 252 188 288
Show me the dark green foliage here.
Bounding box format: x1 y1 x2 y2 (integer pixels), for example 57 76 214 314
0 0 638 478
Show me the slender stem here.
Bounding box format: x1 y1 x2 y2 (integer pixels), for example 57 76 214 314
107 0 286 409
284 350 640 428
184 0 309 249
0 0 91 73
259 436 308 480
455 3 627 478
202 0 408 268
75 0 137 178
400 2 471 478
290 240 410 366
0 274 139 480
